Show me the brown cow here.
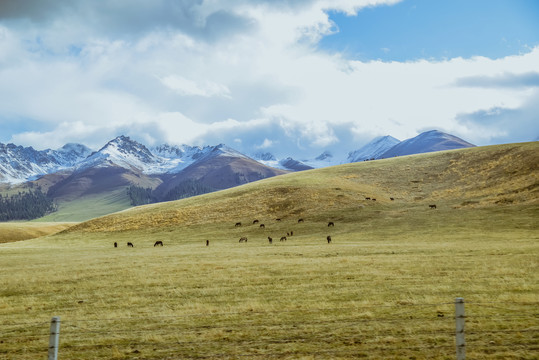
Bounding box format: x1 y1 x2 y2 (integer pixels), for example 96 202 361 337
298 218 304 223
253 219 259 224
280 236 287 242
429 204 437 209
206 240 209 246
235 222 242 227
114 242 117 248
327 236 332 244
127 242 134 247
154 241 163 247
268 236 273 244
328 221 335 227
239 237 248 243
260 224 265 228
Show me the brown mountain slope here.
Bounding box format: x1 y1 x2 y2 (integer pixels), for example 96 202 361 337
63 142 538 234
153 152 288 200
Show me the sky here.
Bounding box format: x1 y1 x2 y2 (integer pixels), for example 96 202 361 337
0 0 538 159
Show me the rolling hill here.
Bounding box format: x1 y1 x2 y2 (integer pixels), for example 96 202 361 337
63 141 538 234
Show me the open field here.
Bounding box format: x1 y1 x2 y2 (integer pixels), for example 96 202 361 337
0 222 75 243
1 142 538 359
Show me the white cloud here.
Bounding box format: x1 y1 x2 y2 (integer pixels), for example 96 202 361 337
159 75 231 98
0 0 537 155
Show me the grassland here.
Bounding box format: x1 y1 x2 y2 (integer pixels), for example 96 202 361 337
0 142 538 359
0 222 74 243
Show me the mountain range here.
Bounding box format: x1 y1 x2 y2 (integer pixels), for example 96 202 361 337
0 130 475 221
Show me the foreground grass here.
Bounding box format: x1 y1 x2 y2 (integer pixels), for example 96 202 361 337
1 204 537 359
0 222 74 243
1 143 537 359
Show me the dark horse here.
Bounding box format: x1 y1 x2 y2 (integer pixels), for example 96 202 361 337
154 241 163 247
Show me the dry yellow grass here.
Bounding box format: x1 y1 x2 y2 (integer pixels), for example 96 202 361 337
0 222 75 243
0 142 537 359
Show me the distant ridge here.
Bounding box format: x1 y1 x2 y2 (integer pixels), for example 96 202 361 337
348 135 401 162
380 130 475 158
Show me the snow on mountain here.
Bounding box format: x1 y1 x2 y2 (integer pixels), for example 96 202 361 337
0 131 478 184
380 130 475 158
0 142 91 184
348 135 401 162
150 144 214 174
76 135 164 173
278 157 314 171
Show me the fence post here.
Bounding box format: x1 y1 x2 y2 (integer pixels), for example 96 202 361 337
455 298 465 360
48 316 60 360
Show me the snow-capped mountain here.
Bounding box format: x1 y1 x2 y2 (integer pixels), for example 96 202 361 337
380 130 475 158
348 135 401 162
0 142 91 183
278 157 314 171
76 135 164 173
0 130 476 185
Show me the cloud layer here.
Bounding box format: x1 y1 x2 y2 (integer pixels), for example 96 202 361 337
0 0 537 156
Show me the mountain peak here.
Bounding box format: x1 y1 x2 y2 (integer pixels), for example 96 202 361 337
348 135 401 162
380 130 475 158
78 135 161 172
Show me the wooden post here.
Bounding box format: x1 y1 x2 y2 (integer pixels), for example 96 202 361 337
455 298 465 360
48 316 60 360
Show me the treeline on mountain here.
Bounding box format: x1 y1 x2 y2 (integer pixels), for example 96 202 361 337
127 180 216 206
0 188 56 221
162 180 216 202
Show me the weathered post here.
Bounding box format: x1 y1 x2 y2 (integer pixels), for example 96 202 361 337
455 298 465 360
48 316 60 360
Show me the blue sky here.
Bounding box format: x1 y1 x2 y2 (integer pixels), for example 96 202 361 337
320 0 539 61
0 0 538 158
319 0 539 61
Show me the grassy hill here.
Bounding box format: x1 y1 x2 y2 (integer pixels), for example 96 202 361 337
64 141 538 233
0 222 74 243
1 142 537 359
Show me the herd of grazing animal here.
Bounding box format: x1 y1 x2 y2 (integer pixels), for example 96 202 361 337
233 217 333 245
115 196 439 248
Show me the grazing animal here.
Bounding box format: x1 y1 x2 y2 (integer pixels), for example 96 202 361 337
253 219 259 224
127 242 134 247
235 222 242 227
390 197 395 201
298 218 304 223
328 221 335 227
290 231 294 236
372 198 376 201
365 197 371 200
327 236 332 244
276 218 281 222
429 204 437 209
260 224 265 228
268 236 272 244
287 232 290 236
114 242 117 248
239 237 248 243
154 241 163 247
206 240 209 246
280 236 287 242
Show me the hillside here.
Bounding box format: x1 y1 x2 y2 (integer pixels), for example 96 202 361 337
4 142 537 360
64 141 538 234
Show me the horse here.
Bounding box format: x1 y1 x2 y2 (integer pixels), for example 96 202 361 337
127 242 134 247
154 241 163 247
